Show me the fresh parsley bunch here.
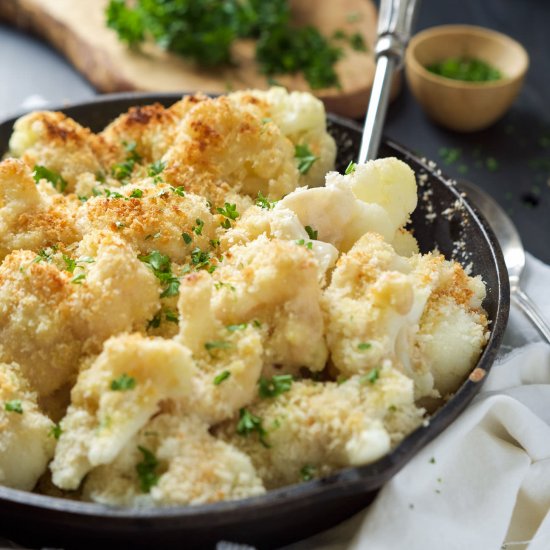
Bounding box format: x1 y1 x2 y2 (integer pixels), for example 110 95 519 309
106 0 346 89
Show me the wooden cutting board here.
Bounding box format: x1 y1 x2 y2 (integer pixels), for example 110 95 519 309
0 0 401 118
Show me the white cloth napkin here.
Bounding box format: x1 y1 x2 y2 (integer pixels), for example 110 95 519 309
285 253 550 550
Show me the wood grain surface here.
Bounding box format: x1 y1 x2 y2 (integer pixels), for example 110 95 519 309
0 0 401 117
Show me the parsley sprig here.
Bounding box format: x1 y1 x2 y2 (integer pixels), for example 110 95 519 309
138 250 180 298
217 203 239 229
136 445 160 493
258 374 293 398
4 400 23 414
33 165 68 193
294 144 318 175
236 408 270 448
110 373 136 391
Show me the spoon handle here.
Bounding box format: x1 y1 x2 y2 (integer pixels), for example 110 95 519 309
358 0 420 163
512 287 550 343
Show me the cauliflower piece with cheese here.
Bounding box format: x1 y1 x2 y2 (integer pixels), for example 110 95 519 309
229 87 337 187
411 254 489 396
219 364 423 489
278 157 417 252
8 111 117 191
323 233 489 399
70 230 161 350
50 334 195 490
322 233 435 397
76 184 216 262
220 205 338 283
176 271 264 424
0 249 85 405
0 231 160 409
99 102 182 164
0 159 81 259
162 95 300 206
208 235 328 374
82 413 265 506
0 362 56 490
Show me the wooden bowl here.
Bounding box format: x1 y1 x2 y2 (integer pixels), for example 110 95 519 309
405 25 529 132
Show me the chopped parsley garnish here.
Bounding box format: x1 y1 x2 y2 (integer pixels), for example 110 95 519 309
104 189 125 199
344 160 357 175
170 185 185 197
111 141 142 182
148 160 166 177
4 400 23 414
294 144 318 175
106 0 343 89
300 464 316 481
165 309 179 323
115 221 125 229
213 370 231 385
190 247 213 271
295 239 313 250
357 342 371 350
258 374 293 398
349 32 368 52
204 340 233 354
227 323 248 332
49 423 63 439
192 218 204 236
31 246 57 264
138 250 180 297
304 225 318 240
215 281 236 291
360 368 379 385
32 165 68 193
427 57 501 82
217 203 239 229
209 239 220 248
62 255 77 273
256 191 277 210
136 445 160 493
236 408 269 448
110 373 136 391
181 232 193 245
130 188 143 198
70 273 86 284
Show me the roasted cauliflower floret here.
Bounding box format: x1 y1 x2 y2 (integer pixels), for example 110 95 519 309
322 233 435 397
100 103 182 164
50 334 195 490
411 255 489 396
71 231 161 349
76 185 216 262
0 159 81 259
162 96 300 206
219 365 423 489
0 362 56 490
209 236 328 374
8 111 114 191
83 414 265 506
0 249 83 404
176 271 263 424
220 205 338 282
327 157 418 232
230 87 336 187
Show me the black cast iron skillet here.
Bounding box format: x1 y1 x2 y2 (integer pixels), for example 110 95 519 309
0 93 509 550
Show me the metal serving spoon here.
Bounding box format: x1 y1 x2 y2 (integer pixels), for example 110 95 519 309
459 180 550 343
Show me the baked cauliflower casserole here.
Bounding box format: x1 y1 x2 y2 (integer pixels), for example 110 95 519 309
0 88 489 506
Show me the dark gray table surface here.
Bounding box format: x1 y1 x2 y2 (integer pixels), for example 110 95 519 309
1 0 549 263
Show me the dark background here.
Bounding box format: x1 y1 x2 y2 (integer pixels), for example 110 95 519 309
0 0 549 262
384 0 550 263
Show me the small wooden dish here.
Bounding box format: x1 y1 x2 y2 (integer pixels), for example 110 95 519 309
405 25 529 132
